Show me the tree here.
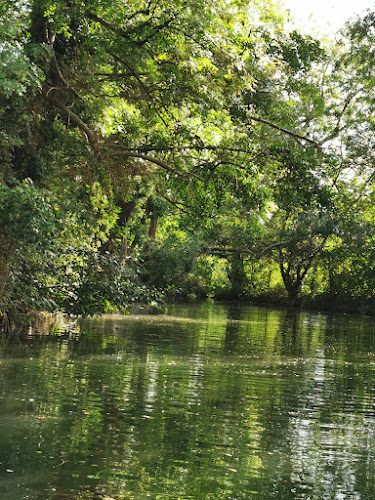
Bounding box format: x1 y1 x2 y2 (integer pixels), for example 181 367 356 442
1 0 291 322
3 0 375 323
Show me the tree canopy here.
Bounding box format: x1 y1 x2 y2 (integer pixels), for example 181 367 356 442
1 0 375 328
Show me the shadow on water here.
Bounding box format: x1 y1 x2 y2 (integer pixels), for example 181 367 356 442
1 303 375 498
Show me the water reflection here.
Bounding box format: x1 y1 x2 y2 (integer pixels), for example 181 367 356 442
1 304 375 498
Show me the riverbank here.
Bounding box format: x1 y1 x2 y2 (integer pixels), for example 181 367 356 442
215 293 375 317
2 291 375 337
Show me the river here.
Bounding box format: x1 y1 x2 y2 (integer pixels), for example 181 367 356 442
1 302 375 499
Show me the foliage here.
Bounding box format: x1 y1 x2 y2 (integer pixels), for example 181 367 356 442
1 0 375 325
0 180 56 246
141 218 202 288
186 255 231 299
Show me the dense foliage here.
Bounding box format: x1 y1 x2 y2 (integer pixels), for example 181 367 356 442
1 0 375 328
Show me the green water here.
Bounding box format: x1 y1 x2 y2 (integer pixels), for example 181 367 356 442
1 303 375 499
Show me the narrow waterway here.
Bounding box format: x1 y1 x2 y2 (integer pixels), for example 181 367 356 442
1 303 375 499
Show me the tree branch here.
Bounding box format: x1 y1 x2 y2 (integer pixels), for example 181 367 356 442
257 241 290 258
87 11 176 47
320 91 360 144
108 144 251 154
110 150 203 180
249 116 321 148
52 96 100 152
87 11 133 41
207 247 255 255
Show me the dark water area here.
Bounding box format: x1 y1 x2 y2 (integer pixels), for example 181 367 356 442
1 303 375 499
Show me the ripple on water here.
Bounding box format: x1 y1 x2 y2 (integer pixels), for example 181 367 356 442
2 305 375 499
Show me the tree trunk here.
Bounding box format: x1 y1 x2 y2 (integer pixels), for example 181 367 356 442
228 253 247 298
148 215 158 241
0 251 11 329
279 261 305 305
0 258 9 304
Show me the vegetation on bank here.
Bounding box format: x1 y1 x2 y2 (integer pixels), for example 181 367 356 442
1 0 375 328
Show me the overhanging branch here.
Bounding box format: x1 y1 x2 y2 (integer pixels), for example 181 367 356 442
249 116 320 148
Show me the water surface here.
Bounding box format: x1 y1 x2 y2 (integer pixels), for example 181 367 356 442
1 303 375 499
